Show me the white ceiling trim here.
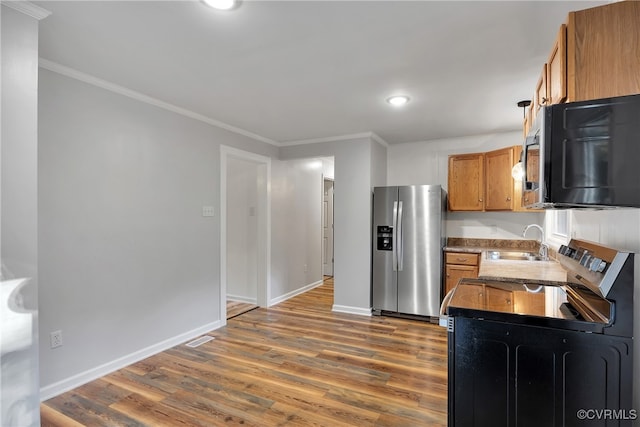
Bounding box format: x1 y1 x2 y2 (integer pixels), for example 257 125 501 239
38 58 280 147
280 131 388 148
369 133 389 148
2 1 51 20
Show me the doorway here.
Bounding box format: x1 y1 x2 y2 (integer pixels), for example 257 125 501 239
220 146 270 325
322 178 334 277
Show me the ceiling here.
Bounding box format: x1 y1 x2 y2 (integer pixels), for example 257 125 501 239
35 0 608 145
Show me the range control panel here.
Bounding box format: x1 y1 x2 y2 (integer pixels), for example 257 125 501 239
557 239 632 298
558 244 608 273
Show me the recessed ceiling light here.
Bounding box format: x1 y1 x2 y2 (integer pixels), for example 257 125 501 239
202 0 237 10
386 95 410 107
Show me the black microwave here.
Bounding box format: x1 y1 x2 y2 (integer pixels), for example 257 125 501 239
522 94 640 209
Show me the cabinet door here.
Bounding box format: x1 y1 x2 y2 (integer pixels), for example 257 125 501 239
547 24 567 104
485 147 515 211
567 1 640 102
512 145 541 212
534 63 548 115
445 252 479 266
512 290 545 315
484 287 513 313
523 102 533 138
448 153 484 211
447 282 484 309
445 264 478 295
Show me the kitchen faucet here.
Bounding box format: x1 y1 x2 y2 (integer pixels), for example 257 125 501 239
522 224 549 260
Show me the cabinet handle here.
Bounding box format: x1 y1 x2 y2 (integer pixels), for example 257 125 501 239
479 198 483 202
541 97 548 104
506 196 511 201
456 258 468 262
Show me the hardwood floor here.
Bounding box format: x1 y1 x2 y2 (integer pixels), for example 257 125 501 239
41 277 448 426
226 300 259 320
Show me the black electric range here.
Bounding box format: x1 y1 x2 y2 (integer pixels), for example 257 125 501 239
442 239 635 427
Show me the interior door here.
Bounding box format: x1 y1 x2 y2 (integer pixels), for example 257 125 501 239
322 179 334 276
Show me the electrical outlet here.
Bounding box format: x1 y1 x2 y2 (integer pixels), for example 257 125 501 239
202 206 215 217
304 264 308 273
50 330 63 349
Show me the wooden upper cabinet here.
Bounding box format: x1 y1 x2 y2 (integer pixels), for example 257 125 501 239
547 24 567 104
567 1 640 102
523 101 533 138
448 146 534 212
523 2 640 135
512 145 537 212
533 63 548 115
448 153 484 211
485 147 516 211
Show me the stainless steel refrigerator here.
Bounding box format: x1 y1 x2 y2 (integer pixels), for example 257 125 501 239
372 185 446 317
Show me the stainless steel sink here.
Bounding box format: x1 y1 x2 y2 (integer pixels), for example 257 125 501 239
486 250 545 261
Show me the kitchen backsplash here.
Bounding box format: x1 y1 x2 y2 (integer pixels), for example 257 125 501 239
447 238 539 251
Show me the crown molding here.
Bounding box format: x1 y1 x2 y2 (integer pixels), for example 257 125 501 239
38 58 280 147
2 1 51 20
281 131 389 148
369 132 389 148
37 59 392 149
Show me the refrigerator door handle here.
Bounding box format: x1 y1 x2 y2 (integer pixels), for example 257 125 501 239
397 201 404 271
392 201 398 271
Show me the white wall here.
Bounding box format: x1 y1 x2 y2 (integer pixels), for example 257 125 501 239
564 209 640 412
226 157 259 303
388 132 522 186
371 139 387 188
270 158 324 303
322 157 335 180
1 5 43 426
280 137 385 314
447 211 542 239
388 131 544 239
37 69 278 397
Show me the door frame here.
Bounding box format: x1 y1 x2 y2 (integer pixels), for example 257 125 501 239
220 145 271 325
322 177 335 277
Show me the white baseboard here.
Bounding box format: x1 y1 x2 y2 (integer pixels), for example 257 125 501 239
332 304 372 316
226 295 257 304
39 320 223 401
269 279 323 306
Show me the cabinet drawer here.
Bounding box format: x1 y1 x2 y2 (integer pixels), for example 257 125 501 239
445 252 479 266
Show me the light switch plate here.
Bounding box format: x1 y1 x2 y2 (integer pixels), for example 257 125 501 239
202 206 215 217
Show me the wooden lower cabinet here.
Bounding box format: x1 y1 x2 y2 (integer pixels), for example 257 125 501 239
444 252 479 295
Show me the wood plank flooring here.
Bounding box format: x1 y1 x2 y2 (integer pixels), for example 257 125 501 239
226 300 259 320
41 277 448 426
